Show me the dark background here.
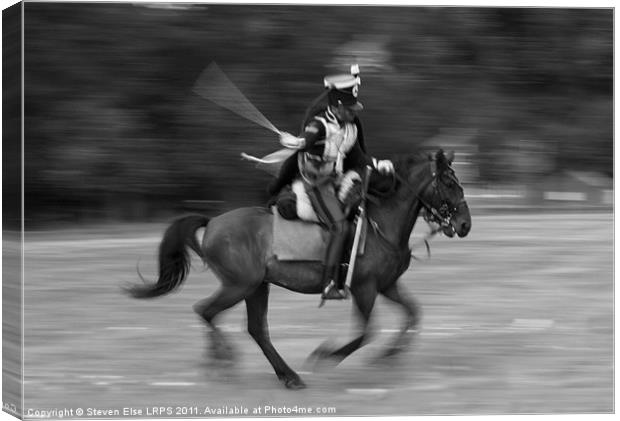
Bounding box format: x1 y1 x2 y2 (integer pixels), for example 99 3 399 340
21 3 613 226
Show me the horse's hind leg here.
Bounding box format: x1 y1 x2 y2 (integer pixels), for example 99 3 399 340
193 286 249 361
245 283 306 390
378 281 421 358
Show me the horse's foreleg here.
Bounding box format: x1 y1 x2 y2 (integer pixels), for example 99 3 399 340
193 286 249 362
311 283 378 365
378 281 421 358
245 283 306 390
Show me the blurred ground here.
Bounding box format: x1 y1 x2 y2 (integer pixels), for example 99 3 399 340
18 212 613 416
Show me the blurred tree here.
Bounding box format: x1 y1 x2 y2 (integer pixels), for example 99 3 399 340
21 4 612 225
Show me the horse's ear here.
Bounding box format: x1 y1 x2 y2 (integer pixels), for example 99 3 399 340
435 149 454 169
435 149 447 167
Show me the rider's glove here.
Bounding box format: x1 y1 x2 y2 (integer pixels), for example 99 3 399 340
279 132 306 149
373 158 394 174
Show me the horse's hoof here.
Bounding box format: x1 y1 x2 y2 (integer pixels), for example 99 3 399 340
283 377 306 390
307 351 342 372
209 346 235 363
206 355 235 369
372 342 414 366
372 348 402 365
208 338 236 362
213 350 235 362
308 340 336 360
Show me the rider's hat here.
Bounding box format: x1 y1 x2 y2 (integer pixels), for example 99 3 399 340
324 64 363 111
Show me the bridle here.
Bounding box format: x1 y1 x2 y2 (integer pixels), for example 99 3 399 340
395 159 465 232
368 158 465 259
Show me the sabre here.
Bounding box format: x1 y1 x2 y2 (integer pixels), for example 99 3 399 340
344 165 373 290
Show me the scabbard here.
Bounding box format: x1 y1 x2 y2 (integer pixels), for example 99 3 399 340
344 165 373 288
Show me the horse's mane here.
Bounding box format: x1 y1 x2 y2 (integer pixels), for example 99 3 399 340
393 151 432 177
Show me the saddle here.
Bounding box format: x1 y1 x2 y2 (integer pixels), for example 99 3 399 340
271 207 367 262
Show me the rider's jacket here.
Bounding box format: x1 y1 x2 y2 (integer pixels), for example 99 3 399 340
313 109 358 165
269 107 370 195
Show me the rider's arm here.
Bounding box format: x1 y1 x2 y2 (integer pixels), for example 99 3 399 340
344 135 394 175
345 141 373 168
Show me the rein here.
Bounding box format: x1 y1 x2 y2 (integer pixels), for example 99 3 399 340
395 159 466 230
367 159 460 261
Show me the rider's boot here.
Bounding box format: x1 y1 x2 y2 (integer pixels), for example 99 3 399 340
321 265 347 300
319 223 349 305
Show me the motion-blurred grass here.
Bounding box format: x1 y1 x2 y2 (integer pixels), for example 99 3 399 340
14 212 613 415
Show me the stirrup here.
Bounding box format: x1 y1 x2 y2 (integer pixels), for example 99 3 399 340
319 280 349 307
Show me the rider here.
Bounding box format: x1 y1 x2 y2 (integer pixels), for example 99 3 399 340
269 65 394 301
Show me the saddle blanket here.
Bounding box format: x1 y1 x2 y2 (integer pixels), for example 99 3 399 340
272 207 367 262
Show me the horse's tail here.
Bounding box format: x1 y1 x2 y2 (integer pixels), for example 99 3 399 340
126 215 209 299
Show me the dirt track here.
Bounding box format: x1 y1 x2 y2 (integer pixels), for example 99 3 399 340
17 212 613 417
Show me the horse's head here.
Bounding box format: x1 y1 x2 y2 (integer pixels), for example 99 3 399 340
416 149 471 238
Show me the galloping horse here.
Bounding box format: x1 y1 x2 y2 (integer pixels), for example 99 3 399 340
127 149 471 389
